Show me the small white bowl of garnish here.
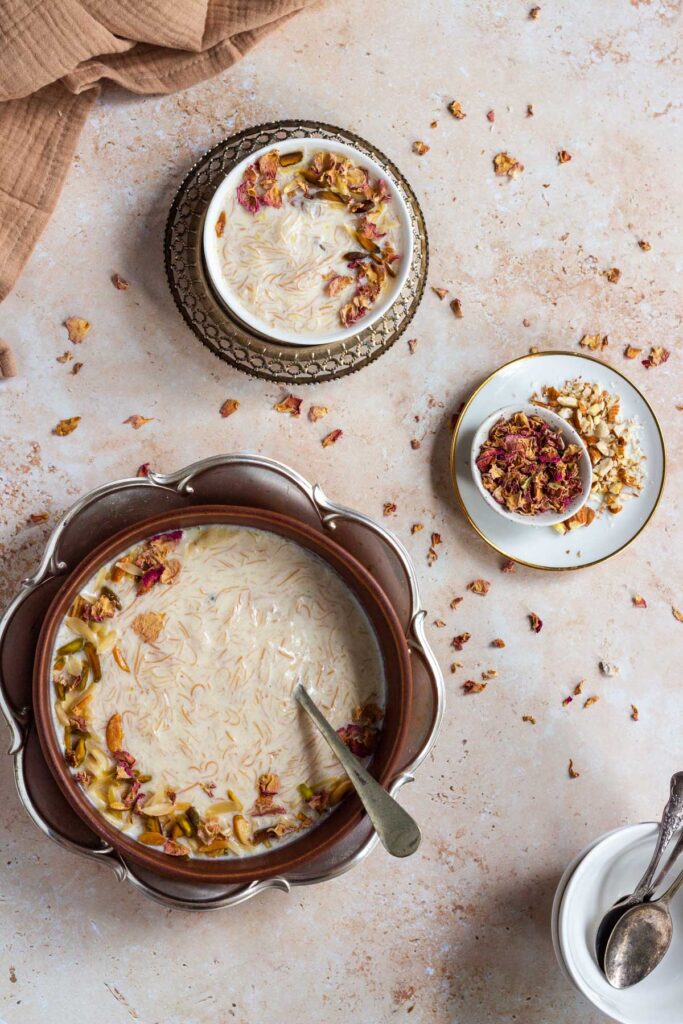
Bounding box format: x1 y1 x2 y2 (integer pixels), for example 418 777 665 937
202 138 413 347
470 403 593 527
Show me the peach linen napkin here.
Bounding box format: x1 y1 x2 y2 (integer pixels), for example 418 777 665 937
0 0 315 305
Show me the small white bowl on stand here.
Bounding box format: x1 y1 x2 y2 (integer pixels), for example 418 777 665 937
470 402 593 528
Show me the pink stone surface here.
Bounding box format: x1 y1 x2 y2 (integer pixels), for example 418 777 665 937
0 1 681 1021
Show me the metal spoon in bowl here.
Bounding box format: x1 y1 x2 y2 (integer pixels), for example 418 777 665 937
595 771 683 969
294 684 421 858
604 863 683 988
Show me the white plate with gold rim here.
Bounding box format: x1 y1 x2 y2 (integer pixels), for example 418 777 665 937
450 352 666 571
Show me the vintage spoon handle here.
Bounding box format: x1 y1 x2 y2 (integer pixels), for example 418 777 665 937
661 862 683 905
294 684 421 858
632 771 683 900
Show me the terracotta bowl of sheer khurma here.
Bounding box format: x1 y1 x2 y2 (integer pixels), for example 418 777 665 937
33 506 412 883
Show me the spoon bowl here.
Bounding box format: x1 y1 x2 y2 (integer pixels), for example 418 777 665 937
604 901 673 989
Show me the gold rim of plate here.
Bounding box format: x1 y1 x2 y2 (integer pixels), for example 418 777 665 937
164 120 429 384
449 350 667 572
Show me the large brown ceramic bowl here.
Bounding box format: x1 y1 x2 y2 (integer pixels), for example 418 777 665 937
33 506 412 884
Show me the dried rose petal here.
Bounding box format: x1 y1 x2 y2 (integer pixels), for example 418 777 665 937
481 669 497 680
493 152 524 178
112 273 129 290
236 179 260 214
632 595 647 608
584 696 599 708
53 417 81 436
463 680 486 694
136 463 151 477
631 704 639 721
673 607 683 623
450 298 463 318
327 275 354 297
64 317 90 343
413 141 430 156
486 110 495 123
491 638 506 648
557 150 572 164
579 333 608 351
624 345 642 359
261 182 282 209
467 579 490 596
56 351 73 363
407 338 418 354
274 394 302 416
410 438 421 450
529 612 543 633
138 565 164 593
431 532 442 546
432 287 449 300
72 362 83 375
336 723 378 757
452 633 471 651
383 502 397 516
434 619 446 628
450 661 462 672
603 268 621 284
574 680 585 695
568 759 580 779
529 5 541 17
163 839 189 857
448 101 466 119
522 715 536 724
219 399 239 418
642 346 670 369
501 559 516 573
322 429 342 447
526 104 534 117
450 596 463 609
308 405 329 422
638 240 651 251
411 523 423 534
124 415 153 429
562 696 573 707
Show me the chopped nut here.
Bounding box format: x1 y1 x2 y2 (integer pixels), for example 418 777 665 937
493 151 524 178
673 607 683 623
64 317 90 344
568 759 580 779
522 714 536 724
308 405 329 422
432 287 449 300
638 240 651 251
53 417 81 436
413 140 430 155
529 612 543 633
106 713 124 753
467 579 490 596
448 101 466 120
624 345 642 360
274 394 302 416
463 680 486 694
452 632 471 651
573 680 585 695
603 267 621 284
632 594 647 608
219 399 239 418
383 502 397 516
410 523 424 534
322 429 343 447
123 415 153 429
132 611 166 644
491 638 506 648
111 273 129 290
584 696 599 708
642 346 670 369
450 298 463 318
557 150 572 164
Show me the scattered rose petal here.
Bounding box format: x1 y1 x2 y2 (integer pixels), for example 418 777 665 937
450 661 463 672
522 714 536 724
624 345 642 359
72 362 83 375
526 104 534 117
136 463 151 477
568 759 580 779
56 351 72 363
274 394 302 416
631 704 639 721
642 346 670 369
574 680 585 695
53 417 81 436
481 669 497 680
431 532 442 546
124 415 153 429
432 287 448 300
411 523 424 534
492 638 506 648
309 405 329 422
486 110 495 123
111 273 129 290
64 317 90 344
603 267 621 284
450 298 463 318
579 333 608 351
562 696 573 707
632 594 647 608
448 101 466 119
219 399 239 418
529 5 541 17
494 152 524 177
327 274 354 297
407 338 418 354
673 607 683 623
434 619 446 628
463 680 486 694
467 579 490 596
529 612 543 633
584 696 599 708
452 632 471 651
413 141 430 155
322 429 343 447
501 559 516 573
29 512 49 524
557 150 572 164
383 502 397 516
450 596 463 609
638 240 651 251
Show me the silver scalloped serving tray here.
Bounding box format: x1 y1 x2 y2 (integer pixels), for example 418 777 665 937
0 454 443 911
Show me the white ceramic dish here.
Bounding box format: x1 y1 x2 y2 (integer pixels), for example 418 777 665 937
450 351 666 570
202 138 413 347
556 822 683 1024
470 402 592 527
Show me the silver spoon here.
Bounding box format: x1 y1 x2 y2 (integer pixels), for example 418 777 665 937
294 684 421 858
595 771 683 969
604 863 683 988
